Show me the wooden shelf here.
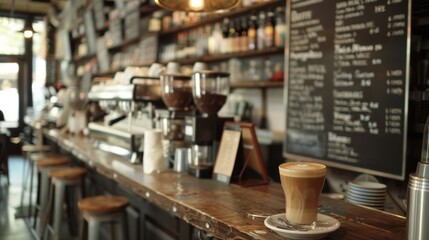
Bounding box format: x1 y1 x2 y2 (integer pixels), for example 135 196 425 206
94 47 283 77
140 4 160 14
95 69 118 77
93 60 154 77
161 47 284 65
73 54 96 63
159 0 283 36
108 38 140 52
231 81 283 89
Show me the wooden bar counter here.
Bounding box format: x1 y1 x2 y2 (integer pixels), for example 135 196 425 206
43 129 406 239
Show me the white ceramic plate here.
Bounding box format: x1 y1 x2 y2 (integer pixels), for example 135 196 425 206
348 186 386 195
354 174 379 183
349 181 387 190
346 195 385 205
347 190 386 201
264 213 340 239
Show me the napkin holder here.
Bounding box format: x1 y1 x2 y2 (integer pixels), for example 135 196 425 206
213 122 269 187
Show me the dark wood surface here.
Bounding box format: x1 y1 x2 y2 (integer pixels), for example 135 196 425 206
44 129 406 240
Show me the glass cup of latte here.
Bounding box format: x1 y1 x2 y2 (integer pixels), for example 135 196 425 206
279 162 327 226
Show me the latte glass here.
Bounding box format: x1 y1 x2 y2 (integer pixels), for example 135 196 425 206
279 162 326 225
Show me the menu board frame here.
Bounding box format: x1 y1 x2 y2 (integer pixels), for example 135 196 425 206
283 0 411 180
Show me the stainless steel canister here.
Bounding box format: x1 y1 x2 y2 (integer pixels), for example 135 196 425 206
407 172 429 240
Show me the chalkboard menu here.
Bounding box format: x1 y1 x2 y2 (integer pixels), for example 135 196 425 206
284 0 411 180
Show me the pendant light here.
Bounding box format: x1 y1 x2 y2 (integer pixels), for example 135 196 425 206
23 24 34 38
154 0 241 12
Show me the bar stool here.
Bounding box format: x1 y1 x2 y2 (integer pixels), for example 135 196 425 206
78 195 129 240
35 156 70 235
30 152 61 162
43 167 87 240
18 144 51 218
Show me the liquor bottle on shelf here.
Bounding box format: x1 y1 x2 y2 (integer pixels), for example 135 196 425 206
228 18 237 53
177 32 186 59
196 27 204 57
203 25 211 55
240 17 249 52
248 13 258 50
265 9 275 48
257 11 266 50
275 6 285 47
233 18 241 53
222 18 230 54
264 59 273 81
187 29 197 58
209 22 222 54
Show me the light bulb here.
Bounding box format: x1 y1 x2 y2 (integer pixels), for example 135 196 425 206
24 29 33 38
189 0 204 10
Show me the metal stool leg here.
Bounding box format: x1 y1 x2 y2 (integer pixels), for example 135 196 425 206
52 180 66 240
43 177 83 240
66 182 83 237
28 161 35 218
37 166 63 236
41 180 55 240
112 219 124 240
18 156 30 215
83 211 125 240
88 219 100 240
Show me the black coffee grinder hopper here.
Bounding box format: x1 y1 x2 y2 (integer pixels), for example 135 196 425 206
185 71 233 178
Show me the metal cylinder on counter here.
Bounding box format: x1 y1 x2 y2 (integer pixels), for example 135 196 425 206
408 116 429 240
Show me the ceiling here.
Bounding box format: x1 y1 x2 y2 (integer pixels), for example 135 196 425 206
0 0 67 15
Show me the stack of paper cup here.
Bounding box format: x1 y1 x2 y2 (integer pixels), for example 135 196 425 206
143 129 167 174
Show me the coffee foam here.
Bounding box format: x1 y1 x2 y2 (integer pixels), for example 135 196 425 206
279 162 326 178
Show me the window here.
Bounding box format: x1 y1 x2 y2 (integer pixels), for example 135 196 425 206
0 17 25 55
32 19 47 117
0 63 20 128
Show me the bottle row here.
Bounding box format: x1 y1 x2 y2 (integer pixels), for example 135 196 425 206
160 0 281 31
160 6 286 62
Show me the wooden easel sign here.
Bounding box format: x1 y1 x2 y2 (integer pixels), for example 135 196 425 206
213 122 269 187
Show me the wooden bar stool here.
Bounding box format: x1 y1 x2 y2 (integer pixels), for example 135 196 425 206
78 195 129 240
43 167 87 240
35 156 70 235
30 152 61 162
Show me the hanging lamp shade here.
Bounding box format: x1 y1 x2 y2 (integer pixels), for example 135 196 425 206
154 0 241 12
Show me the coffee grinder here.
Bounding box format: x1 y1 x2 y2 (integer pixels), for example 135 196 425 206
157 74 193 161
185 71 233 178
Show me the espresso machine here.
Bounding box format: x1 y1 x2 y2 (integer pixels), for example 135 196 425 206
87 76 163 164
156 74 194 162
185 71 233 178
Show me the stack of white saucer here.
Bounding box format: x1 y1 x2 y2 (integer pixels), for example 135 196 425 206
346 180 386 210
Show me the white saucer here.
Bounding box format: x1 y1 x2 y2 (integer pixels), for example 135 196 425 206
264 213 340 239
347 191 385 201
347 188 386 196
349 181 387 190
